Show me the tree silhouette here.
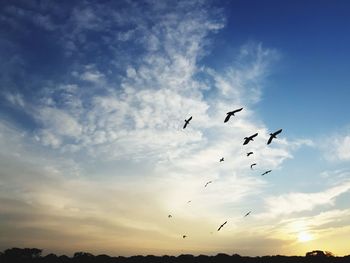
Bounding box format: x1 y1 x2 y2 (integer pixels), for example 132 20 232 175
2 247 350 263
3 248 42 261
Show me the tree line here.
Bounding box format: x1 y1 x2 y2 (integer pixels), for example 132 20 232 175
1 248 350 263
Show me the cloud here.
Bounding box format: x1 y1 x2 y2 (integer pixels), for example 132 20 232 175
328 135 350 161
3 92 25 108
79 67 105 84
317 127 350 162
259 180 350 218
207 43 280 104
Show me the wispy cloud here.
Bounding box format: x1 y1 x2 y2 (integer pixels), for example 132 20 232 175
322 130 350 161
259 180 350 218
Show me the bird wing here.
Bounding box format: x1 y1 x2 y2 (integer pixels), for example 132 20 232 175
183 122 187 129
243 138 250 145
205 181 212 187
188 116 192 121
224 114 231 123
267 136 273 145
233 107 243 113
250 133 258 139
273 129 282 136
217 221 227 231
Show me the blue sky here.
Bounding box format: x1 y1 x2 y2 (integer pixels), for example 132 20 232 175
1 0 350 257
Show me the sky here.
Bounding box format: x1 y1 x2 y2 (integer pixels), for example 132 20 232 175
1 0 350 257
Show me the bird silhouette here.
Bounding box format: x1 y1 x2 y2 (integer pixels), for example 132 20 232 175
261 170 272 176
243 133 258 145
224 108 243 123
217 221 227 231
168 215 172 218
182 235 187 239
247 152 254 157
187 200 192 203
219 157 224 162
205 181 212 187
183 116 192 129
244 211 251 217
250 163 257 170
267 129 282 145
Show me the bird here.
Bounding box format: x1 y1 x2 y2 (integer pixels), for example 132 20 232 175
187 200 192 203
183 116 192 129
168 215 172 218
261 170 272 176
219 157 224 162
204 181 212 187
243 133 258 145
247 152 254 157
250 163 257 170
267 129 282 145
182 235 187 239
244 211 251 217
217 221 227 231
224 108 243 123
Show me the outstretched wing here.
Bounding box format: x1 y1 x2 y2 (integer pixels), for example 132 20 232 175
183 122 188 129
273 129 282 136
217 221 227 231
224 113 231 123
267 135 273 145
251 133 258 139
243 138 249 145
233 107 243 114
188 116 192 122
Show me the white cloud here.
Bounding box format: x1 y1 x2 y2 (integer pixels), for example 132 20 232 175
4 92 25 108
36 107 82 139
80 68 105 84
319 128 350 162
331 135 350 161
259 181 350 218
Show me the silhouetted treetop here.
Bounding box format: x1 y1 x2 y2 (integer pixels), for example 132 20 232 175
1 248 350 263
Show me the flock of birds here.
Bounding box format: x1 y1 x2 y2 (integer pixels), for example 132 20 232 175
170 107 283 238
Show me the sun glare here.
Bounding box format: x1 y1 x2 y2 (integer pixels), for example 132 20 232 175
298 231 313 243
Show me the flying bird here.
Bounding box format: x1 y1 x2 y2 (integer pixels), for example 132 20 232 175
183 116 192 129
224 107 243 123
187 200 192 203
267 129 283 145
205 181 212 187
219 157 224 162
250 163 257 170
244 211 251 217
168 215 172 218
243 133 258 145
217 221 227 231
247 152 254 157
182 235 187 239
261 170 272 176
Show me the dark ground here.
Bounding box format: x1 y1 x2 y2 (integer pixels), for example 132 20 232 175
1 248 350 263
